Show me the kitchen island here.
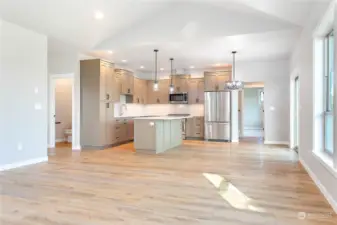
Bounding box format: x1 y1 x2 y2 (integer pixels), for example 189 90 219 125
134 117 185 154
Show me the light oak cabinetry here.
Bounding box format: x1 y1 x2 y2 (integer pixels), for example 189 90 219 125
186 116 204 138
133 77 148 104
147 79 169 104
80 59 116 148
115 69 134 95
172 75 191 93
188 78 204 104
204 71 231 91
115 118 134 143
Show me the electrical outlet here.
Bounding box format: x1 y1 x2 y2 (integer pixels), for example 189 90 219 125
17 143 23 151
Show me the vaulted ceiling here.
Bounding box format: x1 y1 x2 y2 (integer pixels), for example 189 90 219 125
0 0 331 71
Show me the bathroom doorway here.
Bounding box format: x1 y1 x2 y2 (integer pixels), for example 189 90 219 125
48 74 74 149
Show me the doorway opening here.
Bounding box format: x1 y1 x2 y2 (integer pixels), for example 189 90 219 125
239 82 264 141
48 74 74 150
293 76 299 153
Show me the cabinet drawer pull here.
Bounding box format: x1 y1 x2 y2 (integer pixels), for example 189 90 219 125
106 94 110 100
196 132 201 135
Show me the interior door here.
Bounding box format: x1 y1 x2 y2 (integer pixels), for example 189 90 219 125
204 92 217 122
217 91 231 122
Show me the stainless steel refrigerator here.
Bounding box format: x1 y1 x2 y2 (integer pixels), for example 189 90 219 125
204 92 231 141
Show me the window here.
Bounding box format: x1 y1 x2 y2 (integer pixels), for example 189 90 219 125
260 91 264 103
324 30 334 155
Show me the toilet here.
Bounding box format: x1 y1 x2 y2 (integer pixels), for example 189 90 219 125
64 129 72 143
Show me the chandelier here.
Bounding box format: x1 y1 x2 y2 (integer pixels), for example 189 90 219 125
225 51 244 90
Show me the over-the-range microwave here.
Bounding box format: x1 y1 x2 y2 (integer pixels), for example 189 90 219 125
169 93 188 104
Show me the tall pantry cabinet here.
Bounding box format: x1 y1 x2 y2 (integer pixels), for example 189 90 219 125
80 59 117 148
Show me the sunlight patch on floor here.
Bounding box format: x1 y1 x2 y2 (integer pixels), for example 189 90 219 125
203 173 266 213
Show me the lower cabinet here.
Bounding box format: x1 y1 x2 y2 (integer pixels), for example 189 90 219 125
186 116 204 138
114 118 134 144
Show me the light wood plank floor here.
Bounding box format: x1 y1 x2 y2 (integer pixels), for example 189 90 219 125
1 140 336 225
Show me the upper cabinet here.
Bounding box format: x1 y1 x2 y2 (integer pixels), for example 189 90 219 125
204 70 231 92
115 69 134 95
133 77 148 104
80 59 118 102
147 79 170 104
188 78 204 104
172 75 191 93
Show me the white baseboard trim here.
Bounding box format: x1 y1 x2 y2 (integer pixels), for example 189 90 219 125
231 140 239 143
264 141 289 146
72 145 81 151
48 144 55 148
300 158 337 213
56 138 65 143
0 157 48 172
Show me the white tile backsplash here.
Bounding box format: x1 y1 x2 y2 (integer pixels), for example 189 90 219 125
114 103 204 118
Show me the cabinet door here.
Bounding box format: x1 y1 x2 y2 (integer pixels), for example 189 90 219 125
128 72 134 94
174 76 189 93
197 80 204 104
204 74 218 91
105 63 115 101
105 102 114 145
147 81 161 104
188 79 198 104
133 78 140 104
141 79 148 104
100 64 107 101
159 79 169 104
127 120 134 140
99 102 107 145
186 118 195 137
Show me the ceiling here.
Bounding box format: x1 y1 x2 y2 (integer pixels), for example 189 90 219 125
0 0 331 71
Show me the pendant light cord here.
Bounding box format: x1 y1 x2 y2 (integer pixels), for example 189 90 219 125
232 51 236 81
170 58 174 86
154 49 158 82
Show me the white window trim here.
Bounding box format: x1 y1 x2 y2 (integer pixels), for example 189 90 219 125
313 151 337 179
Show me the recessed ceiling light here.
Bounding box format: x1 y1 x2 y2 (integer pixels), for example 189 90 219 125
140 66 144 69
108 51 113 54
122 59 127 63
215 63 221 66
160 68 164 71
190 65 195 69
94 11 104 20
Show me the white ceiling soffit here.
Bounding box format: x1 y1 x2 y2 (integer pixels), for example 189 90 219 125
96 1 300 50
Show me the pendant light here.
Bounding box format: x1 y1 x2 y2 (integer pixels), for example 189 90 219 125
169 58 174 93
225 51 244 90
153 49 159 91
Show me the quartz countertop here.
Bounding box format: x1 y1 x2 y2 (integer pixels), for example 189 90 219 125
134 116 192 120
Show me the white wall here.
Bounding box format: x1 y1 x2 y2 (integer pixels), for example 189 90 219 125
137 60 290 143
290 2 337 211
0 20 48 167
243 88 262 128
55 78 72 141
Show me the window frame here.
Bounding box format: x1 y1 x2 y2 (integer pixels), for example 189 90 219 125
323 30 334 156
